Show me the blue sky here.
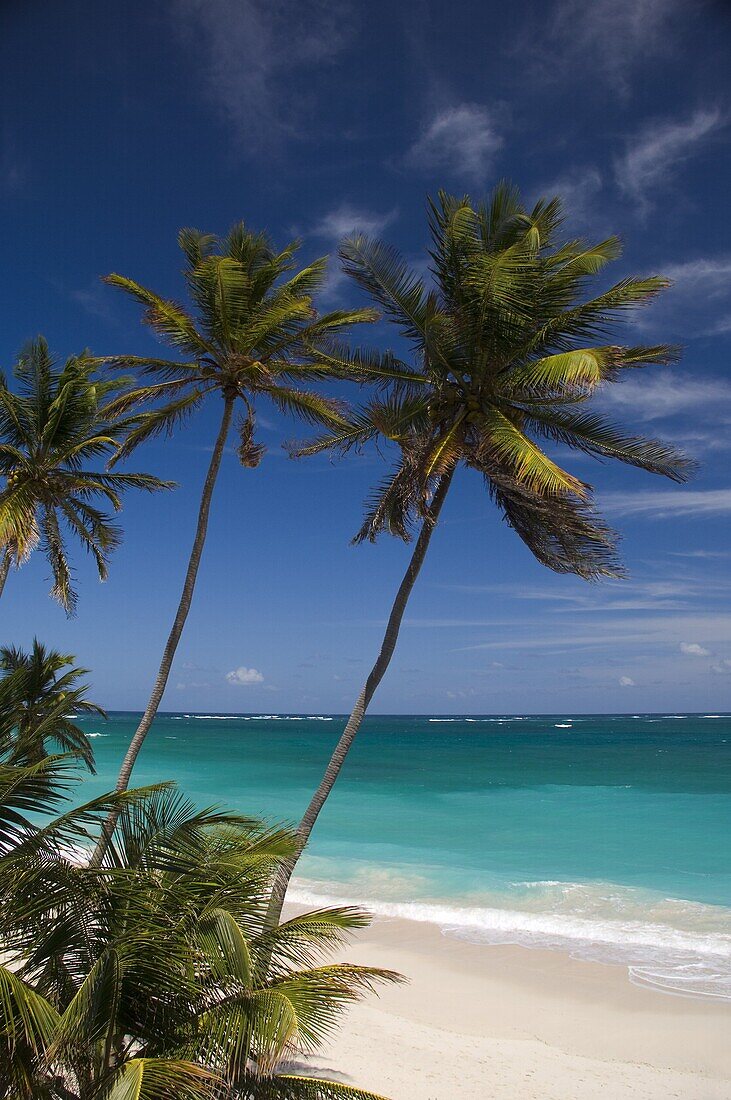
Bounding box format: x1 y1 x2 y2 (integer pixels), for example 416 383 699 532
2 0 731 714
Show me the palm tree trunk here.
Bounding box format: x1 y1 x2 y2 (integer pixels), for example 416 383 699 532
265 467 455 928
90 394 235 866
0 546 12 598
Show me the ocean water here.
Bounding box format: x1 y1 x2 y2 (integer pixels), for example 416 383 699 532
77 711 731 1002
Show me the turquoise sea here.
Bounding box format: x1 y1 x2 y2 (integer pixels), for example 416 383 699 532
77 711 731 1002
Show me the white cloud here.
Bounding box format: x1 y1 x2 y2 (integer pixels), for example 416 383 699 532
1 158 25 192
600 372 731 422
456 631 661 653
706 314 731 337
447 687 480 700
225 666 264 685
311 204 398 240
619 676 635 686
70 283 116 322
637 254 731 339
405 104 503 181
603 488 731 519
537 168 603 231
663 256 731 286
453 612 731 660
616 108 724 210
711 659 731 674
307 204 399 303
669 550 731 559
680 642 711 657
173 0 355 146
543 0 686 94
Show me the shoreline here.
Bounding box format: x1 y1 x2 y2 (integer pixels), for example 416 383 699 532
288 876 731 1003
289 909 731 1099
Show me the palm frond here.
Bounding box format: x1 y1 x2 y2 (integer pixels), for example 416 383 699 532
0 754 81 853
198 908 252 986
422 415 465 479
104 275 213 358
0 483 40 562
178 227 218 268
265 387 349 429
108 390 207 465
40 506 76 614
256 1075 394 1100
487 476 623 580
307 341 428 391
252 908 370 980
478 407 587 497
99 1059 218 1100
549 236 623 275
353 457 423 544
339 236 430 346
503 347 617 398
0 963 59 1062
286 407 380 459
524 407 696 481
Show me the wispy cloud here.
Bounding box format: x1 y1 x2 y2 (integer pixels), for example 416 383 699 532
536 168 603 232
1 157 25 192
664 256 731 285
618 675 635 686
538 0 686 94
454 612 731 663
310 204 398 241
173 0 355 147
306 203 398 303
706 314 731 337
436 576 731 615
615 108 724 211
455 631 658 653
638 254 731 339
405 104 503 182
668 550 731 559
680 642 711 657
603 488 731 519
600 372 731 422
225 666 264 685
70 282 116 322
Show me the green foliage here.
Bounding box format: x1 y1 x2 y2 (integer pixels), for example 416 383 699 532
294 185 694 579
102 223 377 468
0 739 399 1098
0 338 171 613
0 641 103 772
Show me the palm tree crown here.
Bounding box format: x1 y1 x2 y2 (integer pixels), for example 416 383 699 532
104 222 377 465
265 185 695 926
0 337 170 613
91 222 377 853
299 186 693 576
0 749 398 1099
0 640 103 772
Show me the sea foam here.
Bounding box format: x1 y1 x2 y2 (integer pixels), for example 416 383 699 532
288 878 731 1002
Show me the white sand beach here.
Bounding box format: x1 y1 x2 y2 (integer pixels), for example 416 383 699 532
292 912 731 1100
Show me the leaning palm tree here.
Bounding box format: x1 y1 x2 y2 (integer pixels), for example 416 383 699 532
0 748 398 1099
0 337 169 612
91 223 375 853
265 185 695 923
0 640 103 771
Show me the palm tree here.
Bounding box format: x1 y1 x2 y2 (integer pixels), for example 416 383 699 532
0 748 399 1099
265 185 695 923
0 640 103 772
91 223 376 853
0 337 170 613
